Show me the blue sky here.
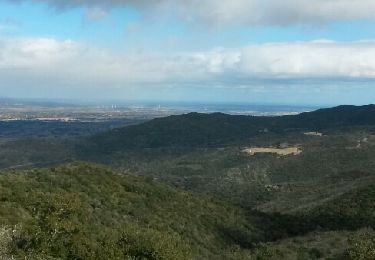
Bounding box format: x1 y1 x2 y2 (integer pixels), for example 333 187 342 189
1 0 375 105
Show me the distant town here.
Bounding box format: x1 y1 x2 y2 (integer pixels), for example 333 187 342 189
0 99 318 123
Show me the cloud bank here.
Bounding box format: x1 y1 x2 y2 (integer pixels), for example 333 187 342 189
6 0 375 26
1 37 375 90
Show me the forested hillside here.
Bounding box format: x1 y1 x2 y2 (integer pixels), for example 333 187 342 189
0 163 374 259
79 105 375 154
0 163 267 259
0 105 375 259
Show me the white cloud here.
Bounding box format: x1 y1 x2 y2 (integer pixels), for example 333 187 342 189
7 0 375 26
188 0 375 26
2 37 375 92
84 7 108 20
238 41 375 78
0 38 80 69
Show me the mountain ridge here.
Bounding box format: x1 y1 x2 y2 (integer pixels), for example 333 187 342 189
79 104 375 154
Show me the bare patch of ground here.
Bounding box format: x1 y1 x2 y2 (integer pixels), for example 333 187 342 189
242 147 302 156
304 132 323 136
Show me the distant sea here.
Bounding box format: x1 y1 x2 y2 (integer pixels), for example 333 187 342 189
141 102 323 116
187 104 320 116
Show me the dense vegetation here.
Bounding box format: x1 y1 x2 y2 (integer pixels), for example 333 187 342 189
79 105 375 154
0 105 375 259
1 163 374 259
306 183 375 231
0 119 138 138
0 163 267 259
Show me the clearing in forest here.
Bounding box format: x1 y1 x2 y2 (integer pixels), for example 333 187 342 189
242 147 302 156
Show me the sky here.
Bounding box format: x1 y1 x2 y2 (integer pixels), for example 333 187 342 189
1 1 375 106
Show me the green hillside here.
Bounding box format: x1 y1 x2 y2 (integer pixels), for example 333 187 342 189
76 123 375 214
0 162 276 259
0 105 375 259
78 105 375 155
0 163 374 259
306 183 375 231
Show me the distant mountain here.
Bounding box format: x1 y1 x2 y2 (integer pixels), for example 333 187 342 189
79 105 375 153
287 104 375 129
